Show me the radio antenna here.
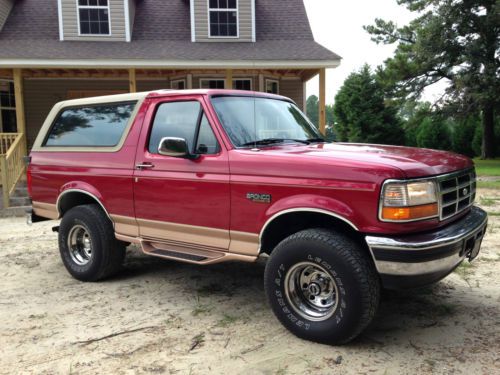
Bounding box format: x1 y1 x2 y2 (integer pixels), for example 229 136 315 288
253 79 257 149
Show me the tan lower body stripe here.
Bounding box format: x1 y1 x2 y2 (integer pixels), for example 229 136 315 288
112 215 259 257
32 201 59 220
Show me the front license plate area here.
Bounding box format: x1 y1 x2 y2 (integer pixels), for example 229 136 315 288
468 237 482 262
464 225 486 262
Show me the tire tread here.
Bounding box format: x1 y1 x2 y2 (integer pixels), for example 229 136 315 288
264 228 380 344
59 204 125 281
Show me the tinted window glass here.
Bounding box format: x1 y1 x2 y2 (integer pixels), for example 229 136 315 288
149 101 201 154
196 114 219 154
211 96 321 147
45 102 136 147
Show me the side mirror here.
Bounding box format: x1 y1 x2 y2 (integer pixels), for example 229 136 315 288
158 137 198 159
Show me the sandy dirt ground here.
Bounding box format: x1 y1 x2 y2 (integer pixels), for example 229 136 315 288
1 189 499 375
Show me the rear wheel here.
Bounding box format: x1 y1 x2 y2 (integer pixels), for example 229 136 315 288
58 204 125 281
264 228 380 344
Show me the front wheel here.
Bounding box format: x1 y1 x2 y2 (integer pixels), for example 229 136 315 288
264 228 380 345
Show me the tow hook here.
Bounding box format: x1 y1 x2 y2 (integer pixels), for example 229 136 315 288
52 226 60 233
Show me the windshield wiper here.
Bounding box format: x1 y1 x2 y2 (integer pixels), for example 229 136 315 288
242 138 310 147
306 137 326 143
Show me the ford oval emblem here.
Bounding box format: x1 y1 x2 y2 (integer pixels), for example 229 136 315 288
462 188 468 196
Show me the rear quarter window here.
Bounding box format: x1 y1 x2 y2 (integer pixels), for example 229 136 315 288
43 101 136 147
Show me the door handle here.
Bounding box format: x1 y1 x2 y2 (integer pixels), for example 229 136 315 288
135 163 155 170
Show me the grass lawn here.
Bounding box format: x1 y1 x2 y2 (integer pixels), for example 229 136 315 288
474 158 500 176
474 158 500 189
477 180 500 189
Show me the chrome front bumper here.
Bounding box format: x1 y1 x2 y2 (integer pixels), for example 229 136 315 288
365 206 488 289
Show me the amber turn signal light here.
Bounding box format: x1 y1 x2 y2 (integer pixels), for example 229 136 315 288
381 203 438 221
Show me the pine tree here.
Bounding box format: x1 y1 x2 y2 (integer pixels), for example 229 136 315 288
365 0 499 157
333 65 404 145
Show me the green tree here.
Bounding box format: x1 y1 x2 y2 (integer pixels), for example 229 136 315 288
324 105 336 140
450 115 480 157
399 100 429 146
306 95 319 127
305 95 336 140
333 65 404 144
415 115 452 151
365 0 500 158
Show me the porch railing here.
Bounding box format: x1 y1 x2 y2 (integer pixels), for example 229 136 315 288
0 133 18 154
0 133 26 208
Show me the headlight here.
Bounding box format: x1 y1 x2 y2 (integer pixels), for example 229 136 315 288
380 180 438 222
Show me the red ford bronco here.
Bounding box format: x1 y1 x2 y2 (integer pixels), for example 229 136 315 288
27 90 487 344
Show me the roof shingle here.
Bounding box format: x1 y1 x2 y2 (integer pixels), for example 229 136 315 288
0 0 341 64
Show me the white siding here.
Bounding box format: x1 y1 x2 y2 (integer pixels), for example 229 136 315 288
61 0 127 41
0 0 13 32
193 0 253 42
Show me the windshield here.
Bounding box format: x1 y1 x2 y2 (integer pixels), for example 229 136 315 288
210 96 323 147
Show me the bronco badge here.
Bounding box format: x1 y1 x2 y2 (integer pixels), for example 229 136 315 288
246 193 272 203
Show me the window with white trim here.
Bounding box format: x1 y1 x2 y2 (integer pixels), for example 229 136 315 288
200 79 226 89
266 79 279 94
208 0 238 37
171 79 186 90
233 79 252 91
78 0 110 35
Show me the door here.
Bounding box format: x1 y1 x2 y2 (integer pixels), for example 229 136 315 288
133 95 231 249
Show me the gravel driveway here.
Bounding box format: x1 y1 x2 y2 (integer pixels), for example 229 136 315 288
1 190 499 375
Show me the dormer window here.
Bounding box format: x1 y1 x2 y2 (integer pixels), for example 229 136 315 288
78 0 110 35
208 0 238 38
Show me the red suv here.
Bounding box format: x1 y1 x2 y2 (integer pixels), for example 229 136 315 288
27 90 487 344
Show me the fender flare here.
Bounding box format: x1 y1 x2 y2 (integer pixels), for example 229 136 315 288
259 194 360 246
56 187 112 220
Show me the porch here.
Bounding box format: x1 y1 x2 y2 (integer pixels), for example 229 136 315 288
0 66 328 207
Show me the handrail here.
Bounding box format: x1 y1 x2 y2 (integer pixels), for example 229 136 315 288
0 133 25 209
0 133 19 155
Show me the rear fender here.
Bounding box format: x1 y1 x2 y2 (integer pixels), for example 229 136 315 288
57 182 110 219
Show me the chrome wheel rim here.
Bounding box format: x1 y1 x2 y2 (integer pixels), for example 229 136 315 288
284 261 339 321
67 225 93 266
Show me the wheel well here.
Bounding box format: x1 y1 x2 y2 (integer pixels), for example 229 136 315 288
260 211 367 255
58 191 108 218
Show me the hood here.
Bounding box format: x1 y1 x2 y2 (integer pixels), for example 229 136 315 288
268 143 473 178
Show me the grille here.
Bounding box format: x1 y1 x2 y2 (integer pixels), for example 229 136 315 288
437 169 476 220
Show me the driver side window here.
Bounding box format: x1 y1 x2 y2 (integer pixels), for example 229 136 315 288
148 101 219 155
196 114 220 154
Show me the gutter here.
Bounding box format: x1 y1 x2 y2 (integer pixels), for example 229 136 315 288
0 59 341 70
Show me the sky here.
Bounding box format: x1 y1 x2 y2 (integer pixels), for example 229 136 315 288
303 0 414 104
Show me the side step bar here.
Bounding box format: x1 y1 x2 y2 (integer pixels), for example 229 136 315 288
148 248 207 262
140 239 257 265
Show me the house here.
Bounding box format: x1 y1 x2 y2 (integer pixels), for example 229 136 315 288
0 0 341 207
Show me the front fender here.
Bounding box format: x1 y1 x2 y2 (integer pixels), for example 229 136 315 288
263 194 358 230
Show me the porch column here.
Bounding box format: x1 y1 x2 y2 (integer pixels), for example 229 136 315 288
187 74 193 89
225 69 233 89
258 74 264 92
13 68 27 156
128 68 137 93
318 68 326 135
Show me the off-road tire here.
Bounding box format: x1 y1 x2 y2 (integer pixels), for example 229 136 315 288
58 204 125 281
264 228 380 344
